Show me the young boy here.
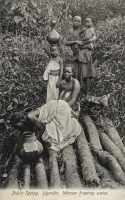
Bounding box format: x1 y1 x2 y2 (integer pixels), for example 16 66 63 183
58 64 81 118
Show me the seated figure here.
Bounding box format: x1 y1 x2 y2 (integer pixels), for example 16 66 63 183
58 64 81 118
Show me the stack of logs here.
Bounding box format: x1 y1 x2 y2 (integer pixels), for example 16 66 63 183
6 115 125 189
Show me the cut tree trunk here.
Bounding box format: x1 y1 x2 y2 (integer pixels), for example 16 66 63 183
76 129 100 186
102 117 125 156
93 157 120 188
23 164 31 189
82 115 125 185
96 150 125 185
82 115 102 151
35 157 48 189
99 131 125 174
7 155 22 188
62 145 82 188
49 150 62 188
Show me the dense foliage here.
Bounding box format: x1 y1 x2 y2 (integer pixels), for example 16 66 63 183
0 0 125 172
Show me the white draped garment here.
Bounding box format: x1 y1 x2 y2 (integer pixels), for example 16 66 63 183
38 100 81 151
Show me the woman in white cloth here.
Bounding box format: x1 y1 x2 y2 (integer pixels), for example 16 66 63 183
27 100 81 151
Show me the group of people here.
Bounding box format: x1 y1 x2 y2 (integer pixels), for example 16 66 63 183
44 16 96 105
11 16 96 152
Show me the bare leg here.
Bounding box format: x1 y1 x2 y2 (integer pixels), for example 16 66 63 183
74 61 79 80
85 78 91 97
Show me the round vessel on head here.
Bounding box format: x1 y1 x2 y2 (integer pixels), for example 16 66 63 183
47 20 60 44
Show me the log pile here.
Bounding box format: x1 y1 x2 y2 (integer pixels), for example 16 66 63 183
82 115 125 186
4 115 125 189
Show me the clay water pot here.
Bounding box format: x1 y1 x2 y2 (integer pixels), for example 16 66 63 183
17 132 43 163
47 20 60 44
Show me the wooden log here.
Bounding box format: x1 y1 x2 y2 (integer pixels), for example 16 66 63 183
76 129 100 186
7 155 22 188
23 164 31 189
82 115 125 184
49 150 62 188
35 157 48 189
93 157 120 188
99 131 125 174
62 145 82 188
102 117 125 156
83 115 102 151
96 150 125 185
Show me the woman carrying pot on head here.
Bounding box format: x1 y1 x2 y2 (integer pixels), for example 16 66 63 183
10 100 81 152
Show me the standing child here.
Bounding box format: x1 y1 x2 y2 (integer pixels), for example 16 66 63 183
43 44 63 102
66 17 96 97
78 17 96 97
66 16 82 77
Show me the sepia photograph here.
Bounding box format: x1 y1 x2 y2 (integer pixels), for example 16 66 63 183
0 0 125 199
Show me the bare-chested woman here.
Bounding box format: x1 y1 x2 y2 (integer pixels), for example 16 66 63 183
58 64 81 118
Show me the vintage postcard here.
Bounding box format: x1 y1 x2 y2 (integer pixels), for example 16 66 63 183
0 0 125 199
